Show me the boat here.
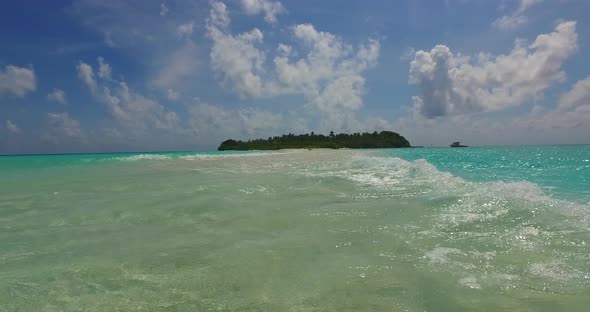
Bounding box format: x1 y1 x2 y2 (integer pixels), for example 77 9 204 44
450 141 468 147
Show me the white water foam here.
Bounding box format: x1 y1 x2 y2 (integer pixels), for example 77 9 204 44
111 151 287 161
423 247 464 264
458 276 481 289
309 155 590 225
178 151 283 160
113 154 171 161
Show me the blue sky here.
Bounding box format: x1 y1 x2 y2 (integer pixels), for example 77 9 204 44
1 0 590 154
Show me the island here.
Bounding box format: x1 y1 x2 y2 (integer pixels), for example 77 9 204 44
218 131 411 151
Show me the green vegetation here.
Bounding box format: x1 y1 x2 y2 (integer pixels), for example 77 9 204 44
218 131 411 150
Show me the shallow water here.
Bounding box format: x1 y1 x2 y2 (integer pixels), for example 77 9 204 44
1 147 589 311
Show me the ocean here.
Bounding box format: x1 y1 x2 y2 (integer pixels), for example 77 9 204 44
1 146 589 311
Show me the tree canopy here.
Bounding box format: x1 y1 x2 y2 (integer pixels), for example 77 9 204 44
218 131 411 150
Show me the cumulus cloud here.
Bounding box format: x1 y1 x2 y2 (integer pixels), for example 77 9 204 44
409 21 577 118
391 108 587 147
77 61 97 93
400 47 416 61
493 0 542 31
97 56 112 80
492 14 528 31
525 105 590 130
277 43 292 56
393 73 590 147
78 57 179 132
6 120 21 134
210 1 230 29
151 41 199 90
240 0 286 24
522 76 590 131
160 3 168 16
518 0 543 13
274 24 380 118
207 1 380 131
167 88 179 100
558 76 590 110
46 112 84 142
69 0 207 108
58 0 390 150
207 3 265 98
188 99 308 145
104 81 178 130
70 1 156 47
208 25 266 98
47 88 67 104
176 21 194 37
0 65 36 97
104 32 116 47
491 92 590 139
101 86 128 121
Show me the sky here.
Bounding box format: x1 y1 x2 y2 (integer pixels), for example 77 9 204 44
1 0 590 154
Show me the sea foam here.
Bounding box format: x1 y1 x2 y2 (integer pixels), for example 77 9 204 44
311 154 590 225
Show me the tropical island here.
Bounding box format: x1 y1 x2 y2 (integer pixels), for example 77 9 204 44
218 131 411 150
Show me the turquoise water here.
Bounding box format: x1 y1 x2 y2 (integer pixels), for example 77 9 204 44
1 146 589 311
387 145 590 204
0 150 258 171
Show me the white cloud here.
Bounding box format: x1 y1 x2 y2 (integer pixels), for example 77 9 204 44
188 99 308 145
311 75 364 113
400 47 416 61
390 108 588 147
104 31 116 47
151 41 199 91
209 1 230 29
409 21 577 118
492 14 528 31
519 76 590 133
240 0 286 24
277 43 292 56
160 3 168 16
70 0 206 108
0 65 36 97
238 108 304 136
105 81 178 130
167 88 179 100
97 56 112 80
208 23 266 98
189 102 239 141
493 0 542 31
558 76 590 110
47 88 67 104
207 3 266 98
78 57 179 132
393 74 590 147
517 0 543 13
46 112 84 140
207 2 380 131
6 120 21 134
274 24 380 116
176 21 194 37
101 85 128 121
525 105 590 130
77 61 97 93
491 98 590 141
70 1 152 48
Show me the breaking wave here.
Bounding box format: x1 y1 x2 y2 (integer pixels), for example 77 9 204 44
306 154 590 292
116 154 172 161
312 155 590 223
110 151 283 162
